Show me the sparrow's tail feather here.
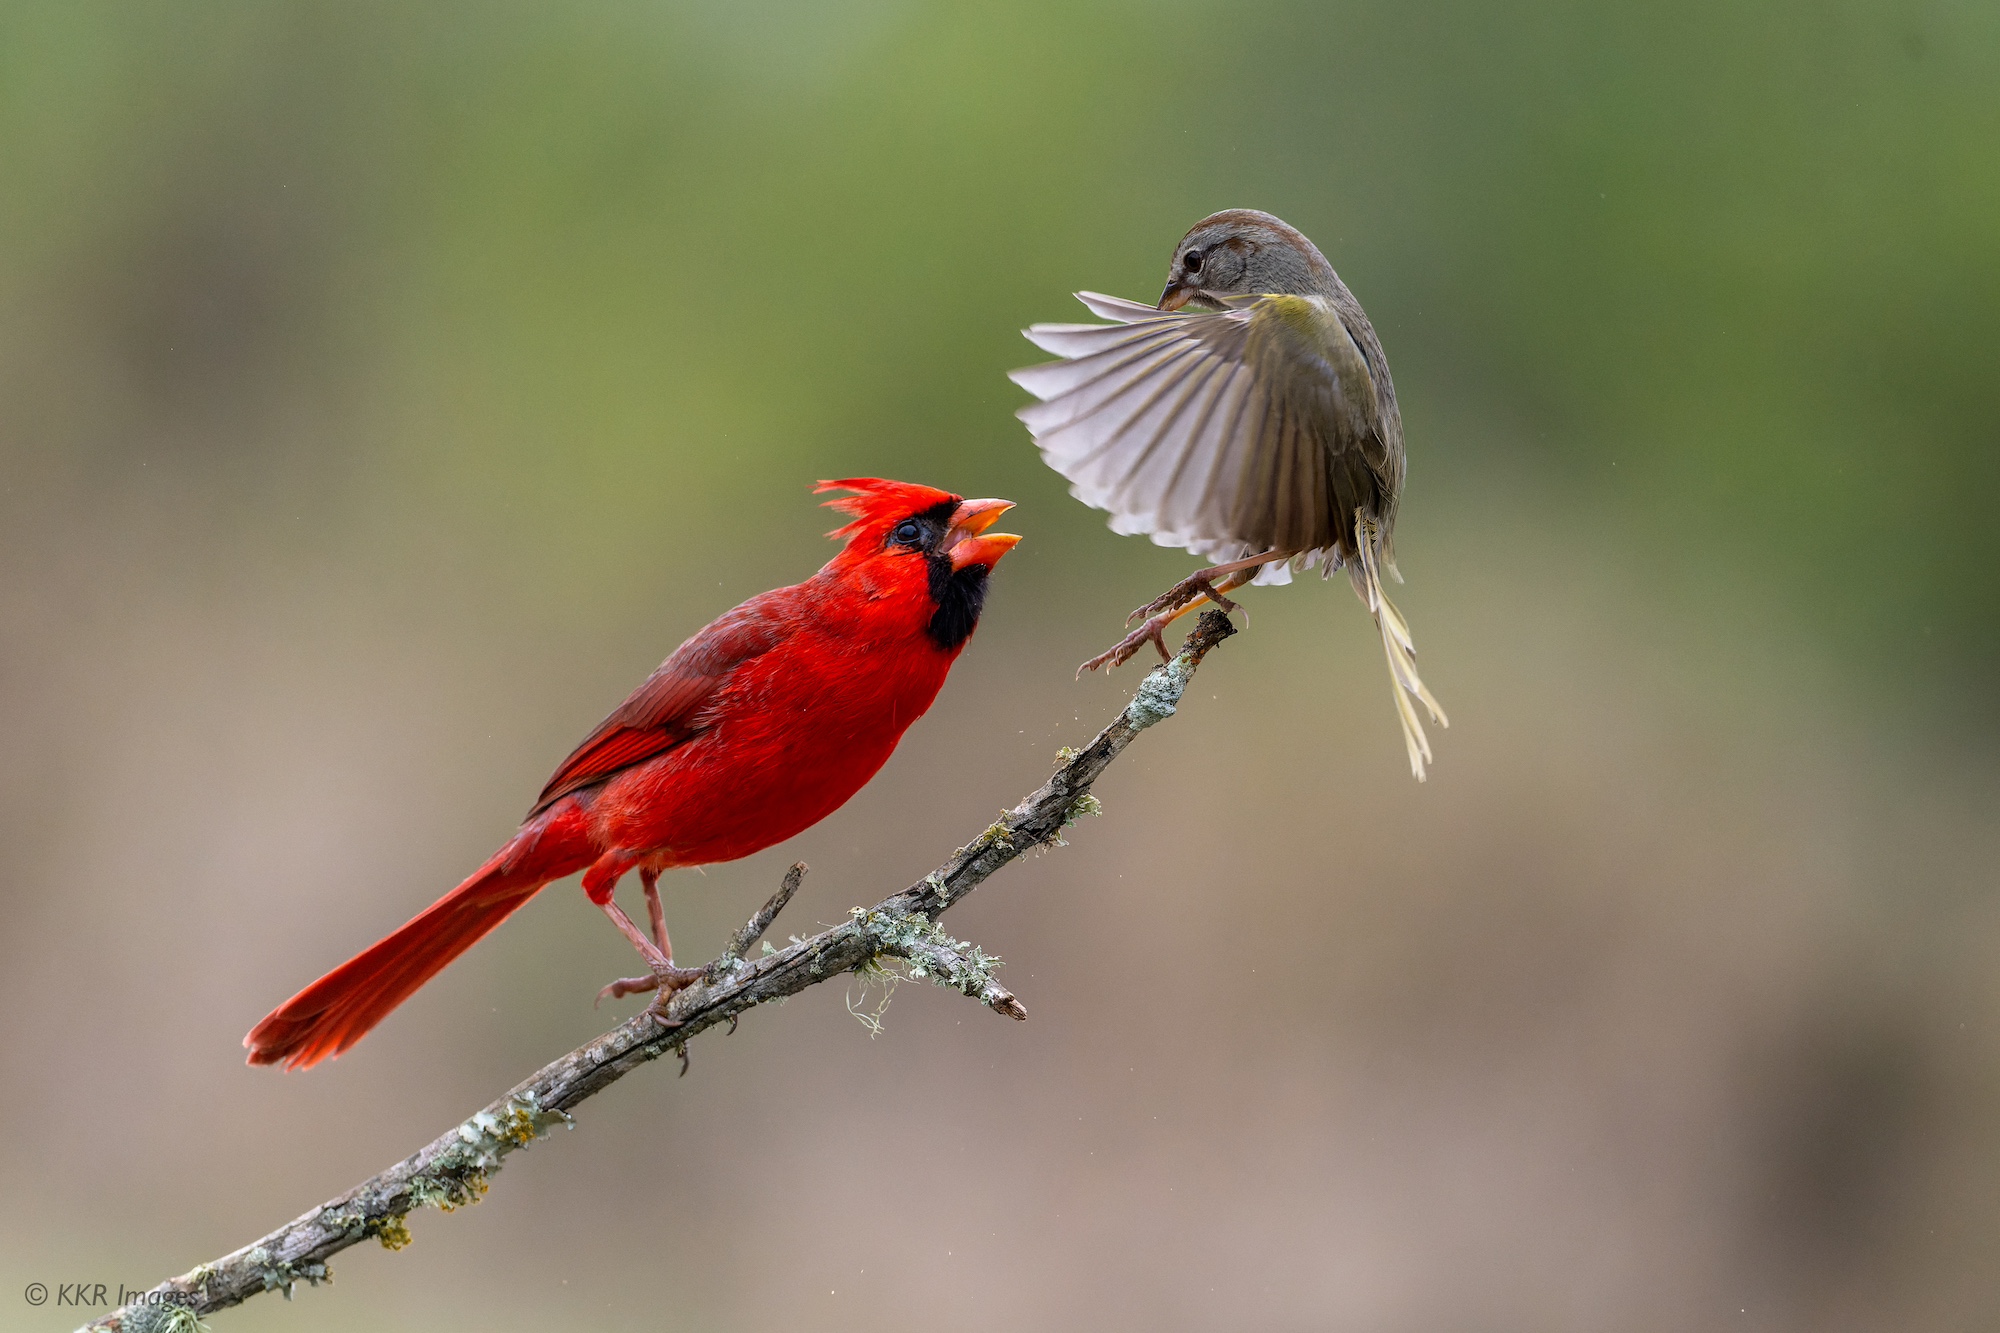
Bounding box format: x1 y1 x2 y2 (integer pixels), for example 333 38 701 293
244 806 593 1070
1349 517 1447 781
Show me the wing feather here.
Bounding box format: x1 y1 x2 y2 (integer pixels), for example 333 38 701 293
1017 338 1207 441
1011 291 1382 580
1014 287 1443 775
1118 356 1241 539
527 595 786 816
1073 291 1183 323
1021 320 1181 359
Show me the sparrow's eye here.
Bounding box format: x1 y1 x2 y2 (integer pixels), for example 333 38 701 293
1183 250 1203 274
891 519 925 546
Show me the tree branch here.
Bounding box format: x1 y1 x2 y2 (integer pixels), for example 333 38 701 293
84 611 1237 1333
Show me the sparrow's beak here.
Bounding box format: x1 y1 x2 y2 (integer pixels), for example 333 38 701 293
1158 282 1196 312
945 498 1022 571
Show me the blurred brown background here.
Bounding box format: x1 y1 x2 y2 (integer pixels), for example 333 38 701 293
3 2 1998 1329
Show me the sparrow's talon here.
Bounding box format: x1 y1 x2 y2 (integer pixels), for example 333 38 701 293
1129 589 1190 624
1078 614 1175 674
1128 570 1243 627
1190 576 1242 617
1078 640 1128 674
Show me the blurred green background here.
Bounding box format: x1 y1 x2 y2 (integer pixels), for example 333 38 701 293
4 2 1997 1329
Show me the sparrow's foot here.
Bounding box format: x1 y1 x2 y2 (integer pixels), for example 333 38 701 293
1128 571 1244 625
1078 613 1176 675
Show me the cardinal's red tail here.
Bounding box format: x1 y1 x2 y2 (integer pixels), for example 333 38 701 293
245 811 589 1070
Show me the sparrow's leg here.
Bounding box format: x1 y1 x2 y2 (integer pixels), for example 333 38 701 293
595 875 704 1006
1126 550 1290 624
1080 567 1260 674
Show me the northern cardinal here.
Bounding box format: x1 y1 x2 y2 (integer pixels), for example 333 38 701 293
1010 209 1447 779
245 479 1020 1070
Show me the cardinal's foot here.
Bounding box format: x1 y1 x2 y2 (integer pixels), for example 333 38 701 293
1078 614 1176 675
596 961 707 1008
596 975 656 1005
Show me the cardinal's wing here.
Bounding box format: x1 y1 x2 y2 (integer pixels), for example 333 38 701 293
527 595 787 816
1010 291 1387 581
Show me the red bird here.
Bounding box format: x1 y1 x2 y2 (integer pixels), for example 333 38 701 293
245 479 1021 1070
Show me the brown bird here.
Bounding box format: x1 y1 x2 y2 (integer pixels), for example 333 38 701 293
1010 208 1447 779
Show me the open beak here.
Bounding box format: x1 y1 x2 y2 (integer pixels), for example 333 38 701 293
1158 282 1196 312
945 497 1022 571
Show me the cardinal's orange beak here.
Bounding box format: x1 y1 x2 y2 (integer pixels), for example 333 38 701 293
945 498 1022 571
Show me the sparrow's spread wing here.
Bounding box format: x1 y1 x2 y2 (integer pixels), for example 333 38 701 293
528 596 786 816
1011 291 1398 584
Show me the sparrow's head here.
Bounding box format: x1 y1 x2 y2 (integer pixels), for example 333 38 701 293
816 478 1021 650
1159 209 1339 311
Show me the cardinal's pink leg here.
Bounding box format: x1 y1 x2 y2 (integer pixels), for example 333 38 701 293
588 858 704 1006
642 867 669 953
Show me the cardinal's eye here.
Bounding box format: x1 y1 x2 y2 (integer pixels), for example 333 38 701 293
892 519 925 546
1183 250 1203 274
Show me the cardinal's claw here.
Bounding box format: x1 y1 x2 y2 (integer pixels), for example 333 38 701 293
597 975 659 1006
597 960 706 1009
647 992 690 1034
